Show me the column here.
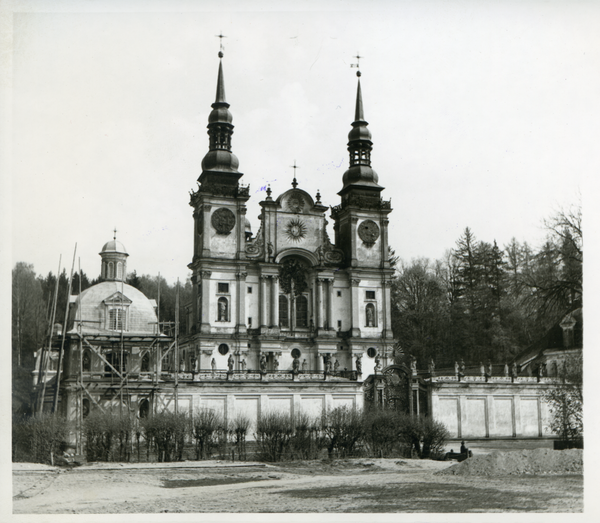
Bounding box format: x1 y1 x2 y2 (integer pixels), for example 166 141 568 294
201 205 212 257
200 270 212 333
236 271 247 333
350 277 361 337
326 279 335 330
271 276 279 327
316 278 324 329
350 216 359 267
260 275 268 328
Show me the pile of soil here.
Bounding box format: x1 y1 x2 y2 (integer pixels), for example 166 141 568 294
437 449 582 476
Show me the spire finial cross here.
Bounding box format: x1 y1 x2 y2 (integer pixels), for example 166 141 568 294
290 160 299 188
351 53 363 77
113 227 117 240
216 33 227 57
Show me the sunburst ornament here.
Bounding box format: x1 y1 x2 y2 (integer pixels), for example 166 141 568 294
285 218 307 242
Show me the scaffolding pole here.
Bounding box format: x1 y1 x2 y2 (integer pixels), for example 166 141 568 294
37 255 61 414
52 244 77 414
174 279 179 414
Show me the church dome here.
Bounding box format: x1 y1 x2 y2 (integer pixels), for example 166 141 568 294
101 240 128 254
70 281 158 335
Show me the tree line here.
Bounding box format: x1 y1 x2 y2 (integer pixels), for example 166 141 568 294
391 204 582 369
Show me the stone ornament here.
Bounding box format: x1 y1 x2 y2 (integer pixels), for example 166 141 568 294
211 207 236 234
358 219 380 245
285 218 307 242
287 193 305 213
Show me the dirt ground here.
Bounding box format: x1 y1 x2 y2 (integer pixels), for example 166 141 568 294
13 454 583 514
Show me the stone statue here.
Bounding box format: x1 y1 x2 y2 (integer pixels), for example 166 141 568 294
428 358 435 376
333 358 340 372
259 353 267 373
455 361 459 376
218 299 228 322
487 361 493 378
267 241 274 259
410 356 417 375
511 361 518 379
355 355 362 374
538 363 544 378
227 354 234 372
190 355 197 373
292 355 300 373
366 305 374 327
273 355 279 371
459 359 466 376
302 359 308 372
241 358 247 371
504 363 509 378
374 354 382 374
479 362 485 377
180 358 185 372
211 358 216 372
323 353 331 373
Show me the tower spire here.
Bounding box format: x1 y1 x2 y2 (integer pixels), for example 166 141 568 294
338 55 383 199
198 39 242 186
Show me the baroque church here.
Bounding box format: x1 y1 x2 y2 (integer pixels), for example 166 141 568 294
34 50 397 430
34 51 563 442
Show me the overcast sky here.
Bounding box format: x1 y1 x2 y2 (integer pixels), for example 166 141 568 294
4 1 599 284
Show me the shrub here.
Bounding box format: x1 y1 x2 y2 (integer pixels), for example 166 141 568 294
13 413 70 464
362 408 405 458
142 411 188 462
229 414 251 460
396 414 449 458
191 409 223 460
255 411 294 462
84 410 134 462
322 406 363 458
290 411 324 460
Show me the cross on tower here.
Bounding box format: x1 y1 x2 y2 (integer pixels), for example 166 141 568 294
290 160 299 188
351 53 363 76
113 227 117 240
216 33 227 57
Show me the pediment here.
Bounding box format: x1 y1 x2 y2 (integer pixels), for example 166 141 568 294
276 188 320 214
103 292 132 306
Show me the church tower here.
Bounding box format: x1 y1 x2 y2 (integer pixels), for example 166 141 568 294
331 69 394 342
188 49 250 341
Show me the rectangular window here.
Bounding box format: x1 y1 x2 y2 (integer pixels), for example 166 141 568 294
109 309 124 331
366 290 376 300
337 291 342 297
337 320 342 329
248 317 252 327
247 286 253 294
218 282 229 294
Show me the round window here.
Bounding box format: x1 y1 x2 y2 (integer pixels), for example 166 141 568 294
218 344 229 356
291 348 301 359
367 347 377 358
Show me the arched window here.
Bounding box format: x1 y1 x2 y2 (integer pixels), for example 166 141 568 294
141 352 150 372
82 399 90 419
108 262 114 279
279 295 289 328
217 297 229 322
365 303 376 327
82 350 91 372
295 295 308 328
117 262 123 280
139 399 150 419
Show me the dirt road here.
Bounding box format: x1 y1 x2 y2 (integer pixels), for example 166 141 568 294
13 458 582 514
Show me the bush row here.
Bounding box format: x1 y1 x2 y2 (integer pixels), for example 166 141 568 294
13 407 450 464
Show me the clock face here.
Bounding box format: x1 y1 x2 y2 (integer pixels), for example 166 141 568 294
358 220 380 245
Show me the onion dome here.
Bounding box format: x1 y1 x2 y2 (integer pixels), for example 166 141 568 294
199 53 242 178
340 73 383 194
